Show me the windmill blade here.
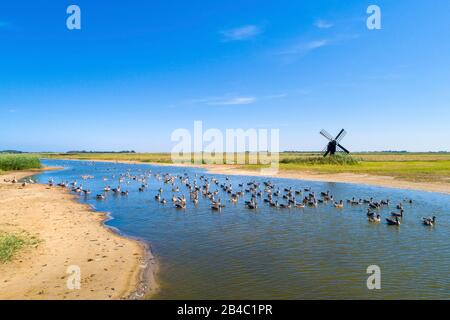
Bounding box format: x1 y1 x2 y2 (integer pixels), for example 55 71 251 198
320 129 333 141
337 144 350 154
335 129 347 142
323 150 330 157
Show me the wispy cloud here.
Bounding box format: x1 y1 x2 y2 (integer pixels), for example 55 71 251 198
314 19 333 29
184 91 289 107
221 25 261 41
275 33 359 63
278 39 330 57
209 96 256 105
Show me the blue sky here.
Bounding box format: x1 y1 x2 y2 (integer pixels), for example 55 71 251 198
1 0 449 152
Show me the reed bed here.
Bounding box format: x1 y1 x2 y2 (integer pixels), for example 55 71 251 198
0 154 41 172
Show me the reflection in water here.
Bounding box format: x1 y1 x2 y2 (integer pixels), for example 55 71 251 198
35 159 450 299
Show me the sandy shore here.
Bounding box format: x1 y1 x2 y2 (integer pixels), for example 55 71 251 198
0 168 158 300
46 158 449 194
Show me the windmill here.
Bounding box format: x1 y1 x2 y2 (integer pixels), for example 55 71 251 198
320 129 350 157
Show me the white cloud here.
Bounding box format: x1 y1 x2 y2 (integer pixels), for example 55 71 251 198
314 20 333 29
278 39 329 57
221 25 261 41
185 92 287 107
275 33 359 63
209 96 256 105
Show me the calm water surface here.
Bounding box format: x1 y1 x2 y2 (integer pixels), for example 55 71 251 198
35 159 449 299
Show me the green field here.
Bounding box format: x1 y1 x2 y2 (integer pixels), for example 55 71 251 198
38 152 450 184
0 154 41 174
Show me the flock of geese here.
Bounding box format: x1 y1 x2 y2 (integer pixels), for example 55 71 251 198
39 169 439 227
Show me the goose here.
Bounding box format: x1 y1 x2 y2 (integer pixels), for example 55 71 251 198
121 190 129 196
386 217 401 226
175 202 186 209
112 186 121 193
12 177 18 184
391 209 404 218
269 201 279 208
320 191 330 197
308 200 318 208
368 214 381 223
366 209 375 217
295 202 305 209
160 198 167 204
155 193 161 201
422 216 436 226
279 203 291 209
369 202 379 209
246 201 258 210
211 203 221 211
104 186 111 192
396 203 404 210
334 200 344 208
96 194 105 200
83 189 91 195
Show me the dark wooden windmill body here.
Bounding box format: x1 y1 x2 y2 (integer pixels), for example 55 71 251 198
320 129 350 157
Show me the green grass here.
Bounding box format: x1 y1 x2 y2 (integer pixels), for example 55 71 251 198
0 231 40 263
280 154 360 165
0 233 25 263
0 154 41 172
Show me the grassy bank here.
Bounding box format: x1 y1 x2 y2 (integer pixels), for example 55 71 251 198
38 152 450 184
0 231 39 263
0 154 41 173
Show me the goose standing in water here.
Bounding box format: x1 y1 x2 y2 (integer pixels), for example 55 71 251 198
246 200 258 210
334 200 344 208
175 201 186 209
422 216 436 226
279 202 291 209
386 217 401 226
391 209 404 218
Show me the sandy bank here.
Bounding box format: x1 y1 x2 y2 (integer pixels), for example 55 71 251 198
0 168 158 300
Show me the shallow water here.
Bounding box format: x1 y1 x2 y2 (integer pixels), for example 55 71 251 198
35 159 449 299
